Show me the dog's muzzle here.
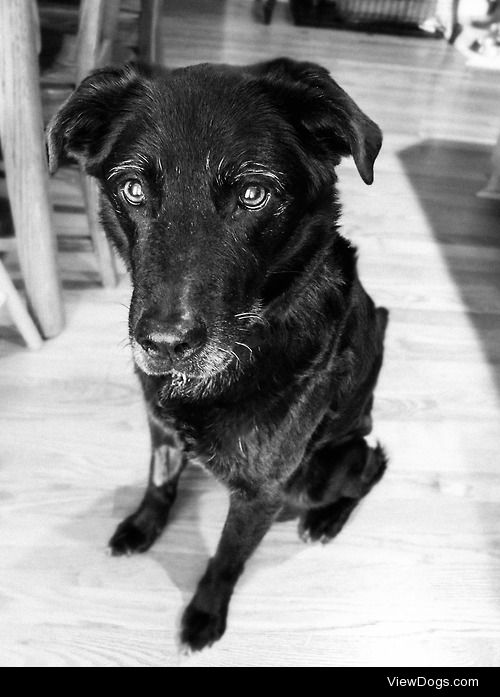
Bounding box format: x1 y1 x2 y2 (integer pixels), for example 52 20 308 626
134 312 207 372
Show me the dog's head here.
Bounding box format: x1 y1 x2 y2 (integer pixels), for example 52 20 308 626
48 59 381 390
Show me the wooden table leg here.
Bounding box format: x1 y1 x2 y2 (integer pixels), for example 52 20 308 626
0 0 64 339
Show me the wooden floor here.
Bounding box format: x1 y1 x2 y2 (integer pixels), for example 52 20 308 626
1 0 500 667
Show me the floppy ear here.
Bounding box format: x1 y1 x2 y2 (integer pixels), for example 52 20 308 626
249 58 382 185
46 64 145 176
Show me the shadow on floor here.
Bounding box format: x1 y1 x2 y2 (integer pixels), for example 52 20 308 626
398 138 500 395
60 461 303 622
398 137 500 613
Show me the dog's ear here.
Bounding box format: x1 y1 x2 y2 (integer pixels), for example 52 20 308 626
249 58 382 185
46 64 145 176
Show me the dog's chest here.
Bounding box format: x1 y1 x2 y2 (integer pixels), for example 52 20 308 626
155 399 263 490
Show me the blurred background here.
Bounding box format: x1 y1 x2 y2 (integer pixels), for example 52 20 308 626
0 0 500 668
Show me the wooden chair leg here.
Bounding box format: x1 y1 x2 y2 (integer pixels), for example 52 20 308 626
81 175 119 288
478 134 500 201
76 0 121 81
0 260 43 350
447 0 462 44
75 0 120 288
76 0 106 82
138 0 165 64
254 0 277 25
0 0 64 339
101 0 122 63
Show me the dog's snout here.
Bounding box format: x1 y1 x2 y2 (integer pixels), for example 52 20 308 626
136 314 207 364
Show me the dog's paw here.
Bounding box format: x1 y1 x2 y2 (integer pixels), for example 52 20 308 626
299 498 358 544
180 602 227 652
362 443 388 489
108 512 164 556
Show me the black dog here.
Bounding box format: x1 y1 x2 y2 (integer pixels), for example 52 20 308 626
48 58 388 651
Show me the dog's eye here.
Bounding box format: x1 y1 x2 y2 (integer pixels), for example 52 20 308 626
238 185 270 211
121 179 145 206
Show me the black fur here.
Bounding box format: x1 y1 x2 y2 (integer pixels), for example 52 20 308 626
48 58 388 651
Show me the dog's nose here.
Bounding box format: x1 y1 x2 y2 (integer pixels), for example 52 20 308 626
136 314 207 363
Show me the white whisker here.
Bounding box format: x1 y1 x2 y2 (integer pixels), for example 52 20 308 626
234 312 269 327
234 341 253 358
217 346 241 366
107 159 147 180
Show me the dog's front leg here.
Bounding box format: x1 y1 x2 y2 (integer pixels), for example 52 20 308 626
109 416 186 556
181 489 282 651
